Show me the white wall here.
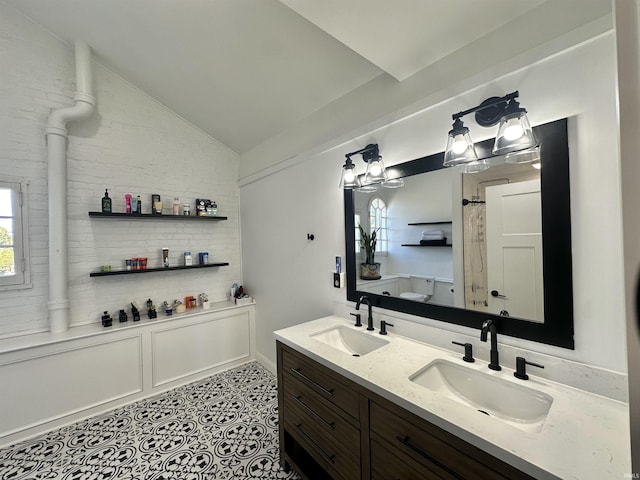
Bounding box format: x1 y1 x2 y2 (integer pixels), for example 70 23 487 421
384 169 456 280
241 32 627 373
0 5 242 337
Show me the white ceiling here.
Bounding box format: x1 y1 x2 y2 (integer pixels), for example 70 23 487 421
4 0 610 155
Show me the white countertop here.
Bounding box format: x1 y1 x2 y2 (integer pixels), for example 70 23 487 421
274 315 631 480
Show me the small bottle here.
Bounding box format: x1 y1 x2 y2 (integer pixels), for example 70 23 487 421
183 204 190 216
173 197 180 215
184 251 193 266
102 189 112 213
136 195 142 214
125 194 132 214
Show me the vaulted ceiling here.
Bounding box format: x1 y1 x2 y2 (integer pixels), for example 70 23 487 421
4 0 611 156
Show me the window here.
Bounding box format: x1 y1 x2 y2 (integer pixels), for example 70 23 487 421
0 179 30 289
369 197 387 253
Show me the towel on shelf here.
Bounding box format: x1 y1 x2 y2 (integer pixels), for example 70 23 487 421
420 238 447 246
421 230 444 240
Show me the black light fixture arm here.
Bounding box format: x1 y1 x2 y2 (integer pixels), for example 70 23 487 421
451 91 519 121
345 143 379 162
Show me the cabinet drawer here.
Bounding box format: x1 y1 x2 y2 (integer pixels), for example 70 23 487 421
284 374 360 450
371 437 447 480
282 347 359 418
370 400 532 480
284 415 359 480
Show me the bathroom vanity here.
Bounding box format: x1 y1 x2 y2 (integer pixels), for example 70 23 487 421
275 316 630 480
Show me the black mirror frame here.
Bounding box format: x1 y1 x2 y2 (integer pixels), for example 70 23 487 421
344 118 574 349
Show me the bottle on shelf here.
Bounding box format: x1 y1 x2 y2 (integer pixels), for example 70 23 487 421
136 195 142 214
101 189 112 213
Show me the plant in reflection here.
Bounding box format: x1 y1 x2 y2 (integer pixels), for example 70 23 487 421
358 224 381 279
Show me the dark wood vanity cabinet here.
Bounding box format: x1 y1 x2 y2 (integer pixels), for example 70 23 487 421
276 341 535 480
278 342 362 480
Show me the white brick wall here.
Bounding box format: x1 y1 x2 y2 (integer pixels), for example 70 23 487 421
0 5 242 336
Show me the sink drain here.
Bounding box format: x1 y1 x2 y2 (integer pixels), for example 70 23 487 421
477 409 490 416
352 353 360 357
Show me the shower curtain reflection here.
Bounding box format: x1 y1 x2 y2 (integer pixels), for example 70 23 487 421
463 197 488 310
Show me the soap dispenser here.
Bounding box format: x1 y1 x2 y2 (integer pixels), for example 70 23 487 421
101 189 112 213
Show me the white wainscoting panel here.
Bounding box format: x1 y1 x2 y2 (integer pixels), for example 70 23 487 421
151 311 250 387
0 336 142 437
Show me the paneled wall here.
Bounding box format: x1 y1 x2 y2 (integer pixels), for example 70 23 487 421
0 4 242 337
0 304 254 447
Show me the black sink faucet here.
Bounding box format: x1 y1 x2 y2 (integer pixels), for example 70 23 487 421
480 319 501 371
355 295 374 331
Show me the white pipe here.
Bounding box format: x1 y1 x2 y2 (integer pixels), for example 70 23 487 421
46 40 95 333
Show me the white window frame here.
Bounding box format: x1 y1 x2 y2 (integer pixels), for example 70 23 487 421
354 212 361 255
0 178 31 290
369 197 388 255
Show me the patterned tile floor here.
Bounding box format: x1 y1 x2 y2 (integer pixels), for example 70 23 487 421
0 362 301 479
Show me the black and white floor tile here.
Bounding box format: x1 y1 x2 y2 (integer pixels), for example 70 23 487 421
0 362 300 480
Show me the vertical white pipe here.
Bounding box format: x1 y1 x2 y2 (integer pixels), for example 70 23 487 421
46 40 95 333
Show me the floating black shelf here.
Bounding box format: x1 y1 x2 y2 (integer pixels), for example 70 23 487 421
88 212 227 221
401 244 452 247
407 221 452 226
90 263 229 277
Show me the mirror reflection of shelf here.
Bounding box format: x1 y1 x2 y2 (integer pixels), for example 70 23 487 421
401 243 451 247
407 221 452 226
405 221 452 246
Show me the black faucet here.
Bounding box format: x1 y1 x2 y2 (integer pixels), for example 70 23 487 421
355 295 375 331
480 319 501 371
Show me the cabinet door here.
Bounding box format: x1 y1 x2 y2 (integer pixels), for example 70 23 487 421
371 437 448 480
370 399 533 480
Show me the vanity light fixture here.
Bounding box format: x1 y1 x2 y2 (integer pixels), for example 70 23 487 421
339 156 361 189
340 143 389 190
443 91 538 170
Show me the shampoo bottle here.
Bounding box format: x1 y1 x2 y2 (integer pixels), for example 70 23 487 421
101 189 112 213
125 194 132 214
136 195 142 214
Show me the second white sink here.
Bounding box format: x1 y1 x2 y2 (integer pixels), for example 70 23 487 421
310 326 389 357
410 359 553 432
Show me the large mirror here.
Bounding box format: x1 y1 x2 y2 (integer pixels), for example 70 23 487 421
344 118 574 348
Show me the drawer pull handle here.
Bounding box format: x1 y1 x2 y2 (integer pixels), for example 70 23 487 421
294 423 336 464
396 435 464 480
292 394 335 431
290 368 335 397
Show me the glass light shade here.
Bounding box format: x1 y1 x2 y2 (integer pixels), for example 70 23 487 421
464 159 489 173
339 161 361 189
363 155 388 184
505 145 541 164
357 184 378 193
382 177 405 188
493 110 537 155
443 123 478 166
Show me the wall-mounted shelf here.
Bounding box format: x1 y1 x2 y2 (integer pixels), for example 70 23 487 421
90 263 229 277
407 221 452 226
401 244 452 247
88 212 227 221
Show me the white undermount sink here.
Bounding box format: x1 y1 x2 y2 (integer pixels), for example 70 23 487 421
410 359 553 433
310 326 389 357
